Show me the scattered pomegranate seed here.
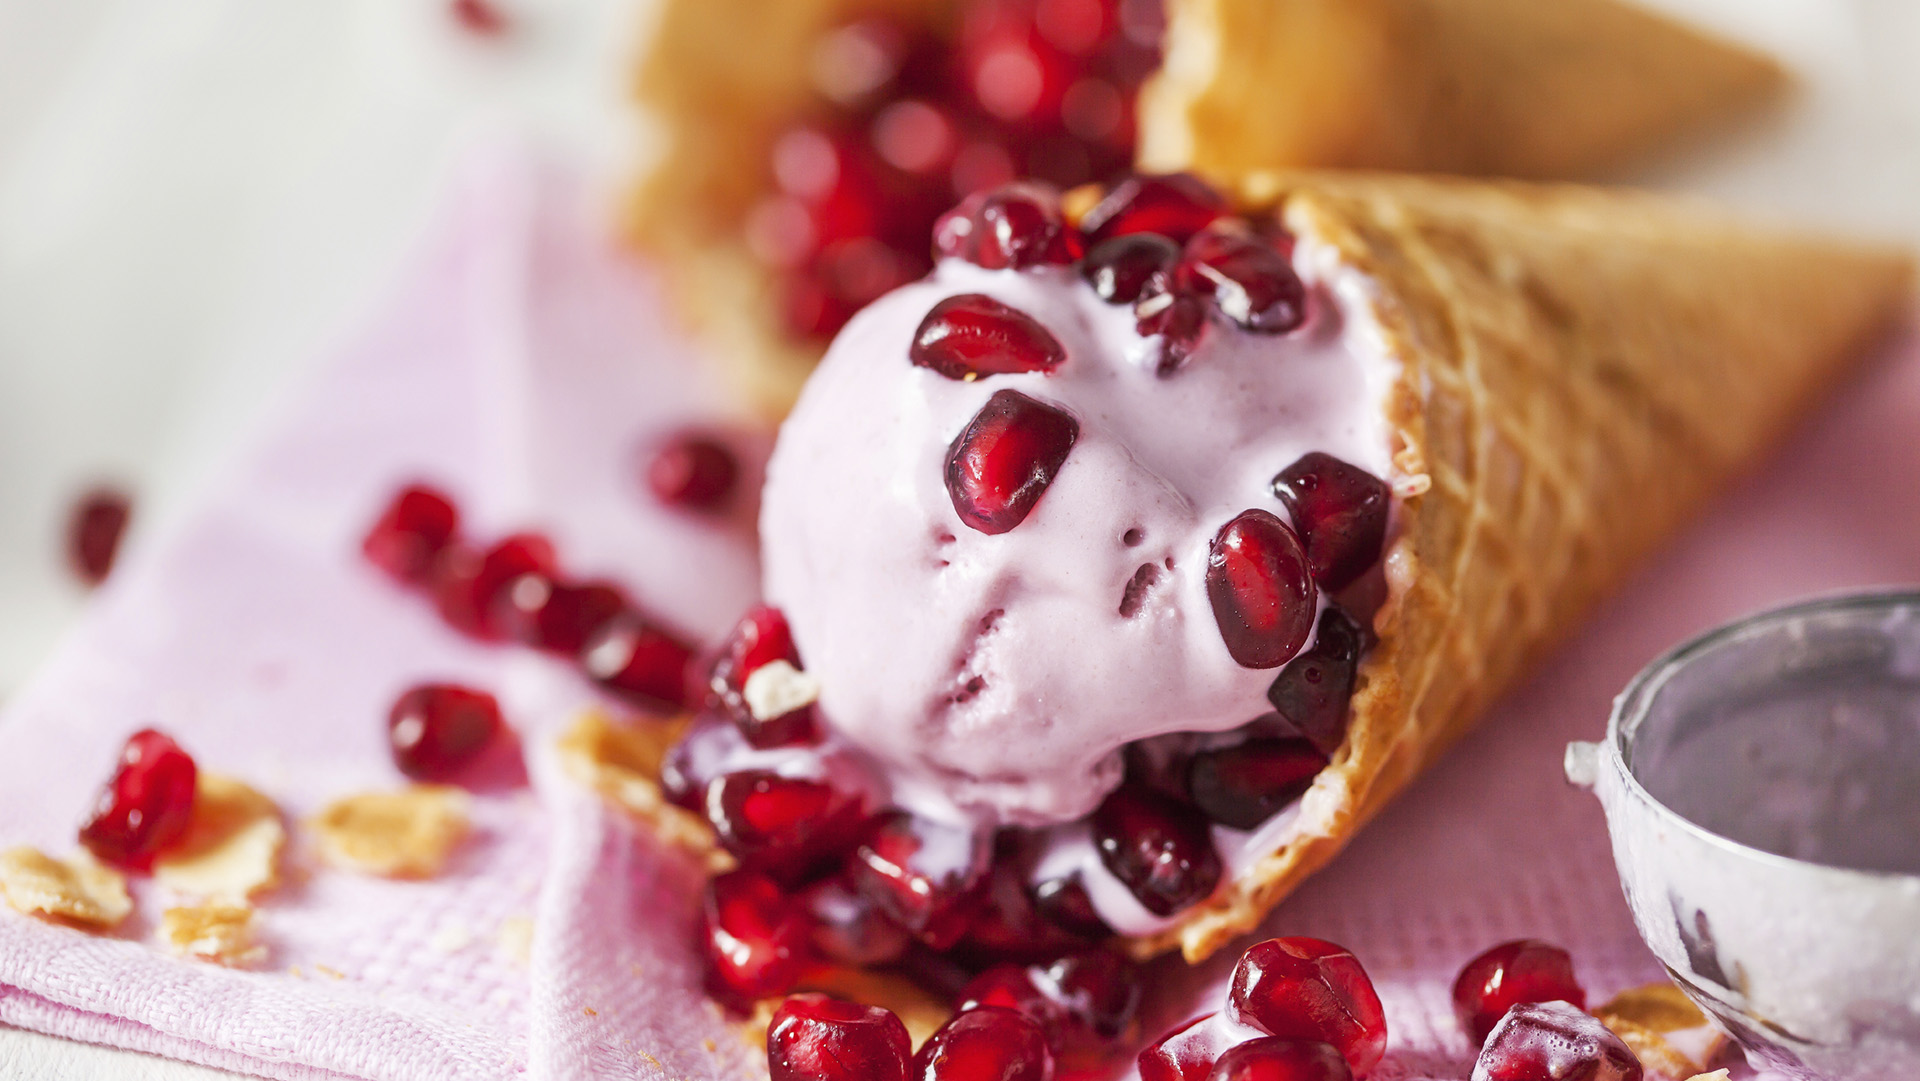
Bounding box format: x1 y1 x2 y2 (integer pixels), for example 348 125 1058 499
1271 453 1389 592
945 390 1079 535
496 577 629 656
1186 737 1328 830
958 964 1068 1047
583 615 696 713
1452 940 1587 1045
646 432 740 512
1227 937 1388 1077
849 811 989 949
362 484 459 585
1036 948 1143 1043
387 683 505 783
799 875 912 966
911 294 1068 381
1031 871 1112 939
1090 783 1221 917
769 993 913 1081
67 487 132 586
1176 228 1307 334
709 606 819 748
1081 174 1229 245
1472 1001 1643 1081
1139 1013 1243 1081
1207 1038 1353 1081
934 184 1080 269
433 533 556 638
1083 233 1179 305
450 0 507 35
962 835 1098 960
1135 288 1209 375
1206 510 1317 669
660 713 745 811
703 868 811 1002
1264 609 1364 755
77 729 197 872
705 770 868 884
913 1006 1056 1081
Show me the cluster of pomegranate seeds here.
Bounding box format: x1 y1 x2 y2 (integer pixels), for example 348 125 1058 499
707 605 821 748
911 293 1068 380
1472 1002 1643 1081
434 532 556 638
1264 609 1364 755
387 683 505 783
1228 938 1389 1076
67 487 132 587
1206 510 1318 670
915 1005 1056 1081
499 579 627 657
1452 940 1587 1045
78 729 198 872
704 869 812 1002
1185 737 1328 830
934 183 1083 269
945 389 1081 535
1271 453 1390 593
1090 783 1222 917
768 994 913 1081
706 771 869 885
644 431 740 512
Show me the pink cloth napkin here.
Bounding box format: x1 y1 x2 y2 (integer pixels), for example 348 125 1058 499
1 148 1914 1080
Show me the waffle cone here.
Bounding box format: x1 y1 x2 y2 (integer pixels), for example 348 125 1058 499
1133 172 1912 960
1139 0 1787 183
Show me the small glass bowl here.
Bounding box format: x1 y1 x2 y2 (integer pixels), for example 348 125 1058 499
1568 591 1920 1081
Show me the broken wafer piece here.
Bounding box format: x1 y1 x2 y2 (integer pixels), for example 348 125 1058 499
0 847 133 930
1594 982 1725 1079
159 902 267 967
555 711 731 871
310 785 470 878
153 773 285 901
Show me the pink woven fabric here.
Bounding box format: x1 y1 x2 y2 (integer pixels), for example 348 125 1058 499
0 150 1913 1079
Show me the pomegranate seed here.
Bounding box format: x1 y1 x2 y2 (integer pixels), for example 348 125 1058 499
583 616 696 713
1135 288 1209 375
1031 872 1112 939
945 390 1079 535
934 184 1080 270
1083 233 1179 305
646 432 740 511
1271 454 1389 591
958 964 1068 1047
1452 940 1587 1045
1207 510 1317 669
450 0 507 35
1037 949 1142 1043
1081 174 1228 245
433 533 555 638
77 729 197 872
706 770 868 884
703 868 810 1002
67 487 131 586
1186 737 1327 830
1139 1013 1241 1081
496 577 628 656
1090 783 1221 917
769 993 913 1081
799 875 912 966
362 484 458 585
1175 228 1306 334
911 294 1067 381
1228 938 1388 1077
1264 609 1364 755
660 713 746 811
1472 1002 1643 1081
913 1006 1055 1081
962 835 1097 960
849 811 989 949
1208 1038 1353 1081
709 606 819 748
387 683 505 783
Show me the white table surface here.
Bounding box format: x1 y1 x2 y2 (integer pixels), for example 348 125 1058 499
1 0 1915 1076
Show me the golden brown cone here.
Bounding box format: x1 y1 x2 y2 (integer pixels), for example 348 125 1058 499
1129 172 1912 960
1139 0 1789 183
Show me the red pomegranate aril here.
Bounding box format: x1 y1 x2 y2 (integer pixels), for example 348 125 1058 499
1186 737 1328 830
1135 288 1209 375
913 1006 1055 1081
706 770 867 884
1452 940 1587 1045
946 390 1079 535
1082 174 1229 245
1228 937 1388 1078
388 683 505 783
1264 609 1364 756
800 875 912 966
1207 1038 1353 1081
1090 783 1221 917
583 616 696 713
936 184 1080 270
1036 948 1143 1043
850 811 989 949
77 728 197 872
434 533 555 638
708 606 820 749
958 964 1068 1048
1271 453 1389 592
496 576 629 656
1031 872 1113 940
1083 233 1179 305
911 294 1067 381
962 835 1097 961
770 993 913 1081
362 484 458 585
1207 510 1318 669
68 487 132 586
1139 1013 1242 1081
703 868 811 1002
660 713 746 811
1176 228 1307 334
1472 1002 1643 1081
646 433 740 512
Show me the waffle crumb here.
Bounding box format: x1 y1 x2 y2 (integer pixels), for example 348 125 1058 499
315 964 345 980
555 711 730 870
1595 982 1720 1079
0 847 132 929
497 914 535 965
159 903 265 966
153 773 285 900
310 786 469 878
1683 1073 1731 1081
